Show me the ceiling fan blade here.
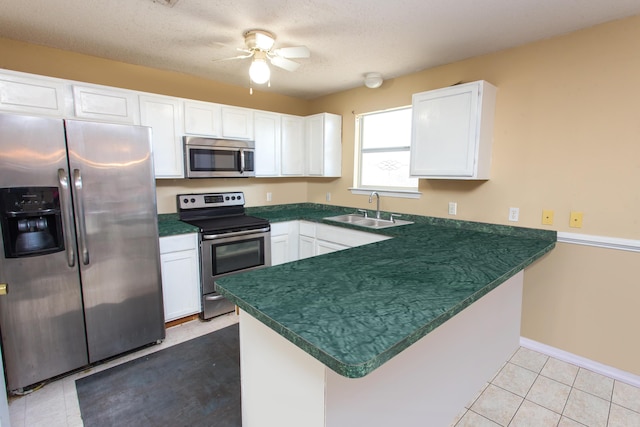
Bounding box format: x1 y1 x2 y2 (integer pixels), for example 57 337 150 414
269 55 301 72
273 46 310 59
212 50 254 63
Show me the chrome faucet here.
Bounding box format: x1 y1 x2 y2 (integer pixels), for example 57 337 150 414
369 191 381 219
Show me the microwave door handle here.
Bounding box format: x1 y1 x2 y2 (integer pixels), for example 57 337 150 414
239 149 245 174
57 168 76 267
73 169 90 265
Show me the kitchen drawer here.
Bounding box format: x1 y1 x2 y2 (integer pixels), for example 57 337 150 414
159 233 198 254
298 221 316 238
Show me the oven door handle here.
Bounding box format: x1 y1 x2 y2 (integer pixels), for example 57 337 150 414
204 294 226 302
202 226 270 240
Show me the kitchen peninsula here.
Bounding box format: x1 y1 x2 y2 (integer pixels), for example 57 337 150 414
214 204 555 426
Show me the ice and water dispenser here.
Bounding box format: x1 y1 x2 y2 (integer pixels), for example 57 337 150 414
0 187 65 257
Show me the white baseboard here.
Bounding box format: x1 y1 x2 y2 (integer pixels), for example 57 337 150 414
520 337 640 388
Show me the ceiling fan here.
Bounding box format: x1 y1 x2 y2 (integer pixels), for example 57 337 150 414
216 29 310 87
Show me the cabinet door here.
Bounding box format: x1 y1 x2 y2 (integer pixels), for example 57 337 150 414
305 114 325 176
73 85 138 124
0 72 66 117
271 234 290 266
299 235 316 260
254 111 281 177
305 113 342 177
281 114 305 175
159 234 201 322
221 106 254 140
160 249 201 321
410 81 496 179
184 100 221 136
140 95 184 178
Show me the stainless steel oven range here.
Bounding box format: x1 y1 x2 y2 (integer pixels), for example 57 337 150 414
177 192 271 320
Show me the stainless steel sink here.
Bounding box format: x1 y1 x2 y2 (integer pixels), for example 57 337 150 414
324 214 413 229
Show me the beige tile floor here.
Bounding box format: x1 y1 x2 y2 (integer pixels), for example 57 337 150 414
7 315 640 427
451 347 640 427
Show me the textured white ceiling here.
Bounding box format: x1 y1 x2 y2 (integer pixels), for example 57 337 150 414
1 0 639 99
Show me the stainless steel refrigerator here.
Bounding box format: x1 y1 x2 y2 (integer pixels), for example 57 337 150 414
0 113 165 392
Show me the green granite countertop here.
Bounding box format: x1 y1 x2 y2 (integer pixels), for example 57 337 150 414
158 213 199 237
163 203 556 378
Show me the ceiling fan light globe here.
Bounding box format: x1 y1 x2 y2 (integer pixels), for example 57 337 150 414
250 59 270 84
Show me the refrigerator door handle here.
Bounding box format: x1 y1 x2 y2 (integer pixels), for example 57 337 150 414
57 168 76 267
73 169 90 265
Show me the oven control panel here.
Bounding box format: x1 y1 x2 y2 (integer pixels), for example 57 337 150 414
177 192 244 210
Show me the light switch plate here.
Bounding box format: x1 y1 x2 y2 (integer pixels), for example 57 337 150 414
508 207 519 222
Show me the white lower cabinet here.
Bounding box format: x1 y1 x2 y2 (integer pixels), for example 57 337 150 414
293 221 391 259
316 240 349 255
159 233 201 322
270 221 299 266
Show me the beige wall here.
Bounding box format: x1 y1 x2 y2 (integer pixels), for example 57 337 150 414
2 14 640 375
309 15 640 375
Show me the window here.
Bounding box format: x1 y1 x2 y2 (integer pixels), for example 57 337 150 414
354 107 418 193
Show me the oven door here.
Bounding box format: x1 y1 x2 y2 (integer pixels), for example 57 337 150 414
200 228 271 318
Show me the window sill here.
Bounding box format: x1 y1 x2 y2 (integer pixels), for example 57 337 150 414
348 188 422 199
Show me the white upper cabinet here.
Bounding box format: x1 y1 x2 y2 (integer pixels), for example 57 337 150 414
221 106 254 140
305 113 341 177
410 80 496 179
281 114 306 176
139 95 184 179
254 111 281 177
72 85 138 124
0 72 66 117
184 100 221 136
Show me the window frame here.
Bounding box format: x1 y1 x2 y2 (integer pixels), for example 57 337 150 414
350 106 421 199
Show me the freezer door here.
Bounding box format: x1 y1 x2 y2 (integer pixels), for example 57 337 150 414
65 120 165 362
0 113 88 391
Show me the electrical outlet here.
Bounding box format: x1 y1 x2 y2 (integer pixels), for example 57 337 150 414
448 202 457 215
508 207 519 222
542 210 554 225
326 192 331 202
266 192 272 202
570 211 583 228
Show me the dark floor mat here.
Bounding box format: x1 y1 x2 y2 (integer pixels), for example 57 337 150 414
76 324 241 427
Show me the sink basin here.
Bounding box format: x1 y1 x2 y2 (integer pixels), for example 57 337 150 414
324 214 413 229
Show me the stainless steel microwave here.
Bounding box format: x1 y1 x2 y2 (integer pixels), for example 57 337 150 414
183 136 255 178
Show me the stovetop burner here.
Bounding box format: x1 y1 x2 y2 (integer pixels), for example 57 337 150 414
182 214 269 234
176 191 269 234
